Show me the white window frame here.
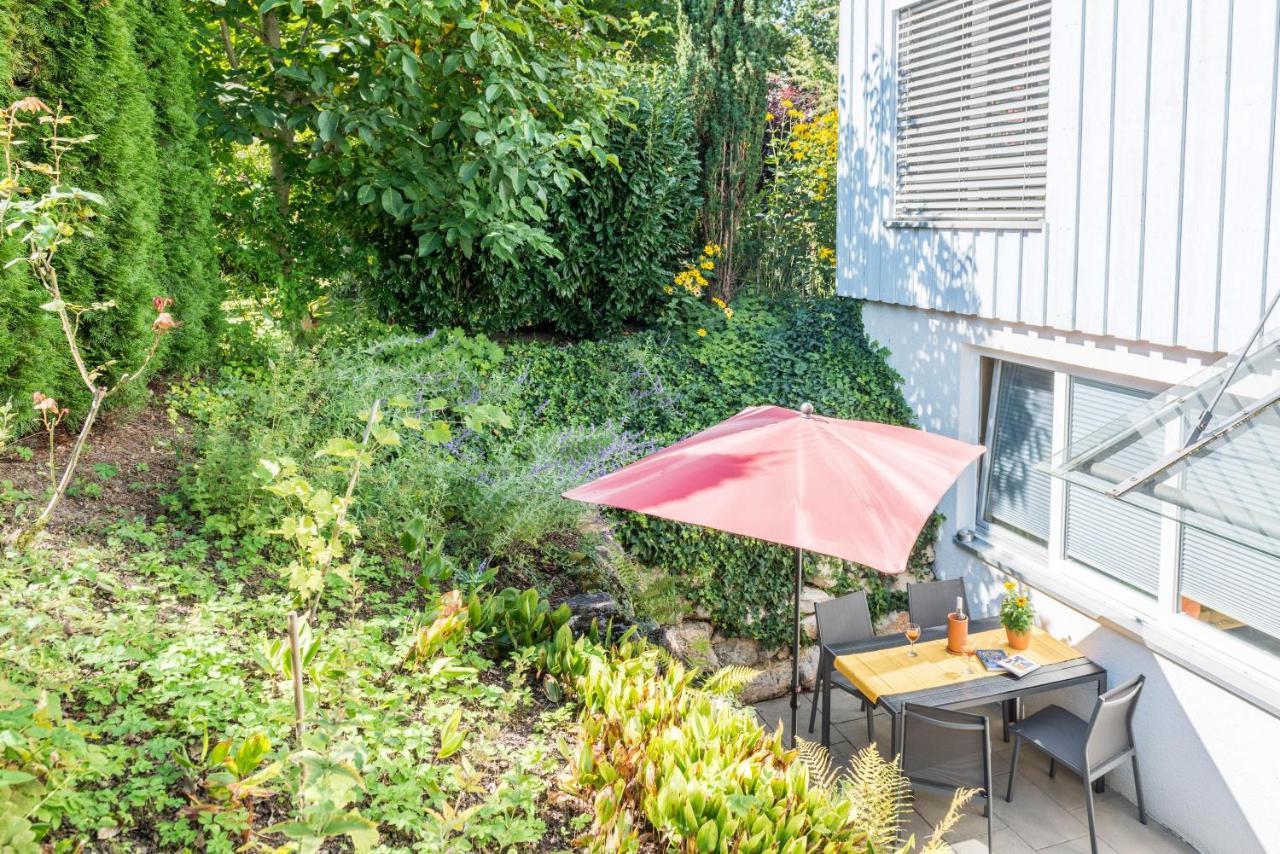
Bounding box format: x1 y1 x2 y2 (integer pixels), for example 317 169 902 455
887 0 1051 231
971 353 1280 715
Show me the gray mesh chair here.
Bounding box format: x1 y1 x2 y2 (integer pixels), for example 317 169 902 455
1006 675 1147 854
907 578 970 629
901 704 994 851
807 590 876 745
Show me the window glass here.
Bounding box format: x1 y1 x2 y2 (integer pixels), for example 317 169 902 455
1064 378 1160 596
985 362 1054 542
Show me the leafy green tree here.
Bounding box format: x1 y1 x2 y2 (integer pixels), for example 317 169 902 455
192 0 632 331
678 0 780 299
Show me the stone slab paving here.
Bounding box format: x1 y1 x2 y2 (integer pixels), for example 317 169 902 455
754 691 1201 853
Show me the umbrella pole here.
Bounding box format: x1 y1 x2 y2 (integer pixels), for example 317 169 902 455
790 546 803 749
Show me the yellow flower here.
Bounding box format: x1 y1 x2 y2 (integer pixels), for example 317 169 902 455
664 285 674 295
781 98 793 108
1003 580 1016 592
700 259 714 270
1015 596 1028 609
696 328 707 337
765 112 775 121
712 296 726 309
723 307 734 319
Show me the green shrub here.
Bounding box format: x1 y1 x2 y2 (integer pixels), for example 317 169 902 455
0 0 221 420
371 78 701 335
173 297 931 647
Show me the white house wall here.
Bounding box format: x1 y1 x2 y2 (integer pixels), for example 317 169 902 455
838 0 1280 353
860 300 1280 854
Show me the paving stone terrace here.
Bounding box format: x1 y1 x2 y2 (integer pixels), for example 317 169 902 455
754 690 1199 853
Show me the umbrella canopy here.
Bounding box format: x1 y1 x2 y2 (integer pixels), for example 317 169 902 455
563 404 985 574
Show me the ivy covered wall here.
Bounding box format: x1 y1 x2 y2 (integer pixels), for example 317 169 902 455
0 0 221 417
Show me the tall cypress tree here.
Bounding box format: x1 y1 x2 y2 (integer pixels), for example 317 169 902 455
0 0 221 417
679 0 780 299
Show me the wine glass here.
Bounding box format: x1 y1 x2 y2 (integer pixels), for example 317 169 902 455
904 622 921 657
961 639 978 674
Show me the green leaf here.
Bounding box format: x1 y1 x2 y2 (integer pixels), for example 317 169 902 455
317 110 339 142
431 120 451 141
458 161 481 183
381 187 405 218
0 770 36 786
460 111 485 128
258 0 289 13
357 185 376 205
371 425 401 447
316 438 362 459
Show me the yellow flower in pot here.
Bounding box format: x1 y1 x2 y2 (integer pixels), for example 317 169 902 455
1000 580 1035 650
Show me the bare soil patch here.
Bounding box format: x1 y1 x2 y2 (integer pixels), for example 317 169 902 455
0 385 183 541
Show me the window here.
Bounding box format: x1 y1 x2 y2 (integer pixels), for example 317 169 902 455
1176 414 1280 655
983 362 1053 542
1064 378 1161 596
893 0 1051 226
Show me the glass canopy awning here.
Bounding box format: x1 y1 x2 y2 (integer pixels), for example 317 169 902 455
1046 321 1280 561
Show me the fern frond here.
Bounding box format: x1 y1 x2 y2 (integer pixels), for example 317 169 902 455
917 787 978 854
794 737 841 790
837 746 912 851
699 665 757 698
652 644 679 673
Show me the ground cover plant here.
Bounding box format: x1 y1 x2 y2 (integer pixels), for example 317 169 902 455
0 526 965 852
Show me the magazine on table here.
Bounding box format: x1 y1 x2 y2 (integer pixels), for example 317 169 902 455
975 649 1008 672
998 654 1041 678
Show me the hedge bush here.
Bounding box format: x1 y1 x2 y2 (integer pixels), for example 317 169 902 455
0 0 221 418
173 297 930 649
370 79 701 336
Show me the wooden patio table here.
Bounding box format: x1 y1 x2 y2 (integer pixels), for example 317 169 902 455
823 618 1110 792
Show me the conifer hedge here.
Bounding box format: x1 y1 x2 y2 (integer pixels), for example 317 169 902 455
0 0 221 418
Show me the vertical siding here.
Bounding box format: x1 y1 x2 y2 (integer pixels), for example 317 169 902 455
837 0 1280 353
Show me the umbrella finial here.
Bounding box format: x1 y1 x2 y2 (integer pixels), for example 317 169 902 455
800 402 814 418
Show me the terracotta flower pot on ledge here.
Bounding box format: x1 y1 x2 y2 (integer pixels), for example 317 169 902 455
1005 628 1031 650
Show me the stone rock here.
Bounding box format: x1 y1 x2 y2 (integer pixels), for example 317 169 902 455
565 592 628 636
875 609 910 636
692 602 713 621
810 555 844 590
802 614 818 641
738 646 821 704
659 620 719 670
713 635 763 667
799 585 833 616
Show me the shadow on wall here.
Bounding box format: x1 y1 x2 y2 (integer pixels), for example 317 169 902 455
841 52 1058 513
841 51 980 427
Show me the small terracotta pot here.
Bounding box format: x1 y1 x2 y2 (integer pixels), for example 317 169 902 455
1005 628 1031 650
947 612 969 654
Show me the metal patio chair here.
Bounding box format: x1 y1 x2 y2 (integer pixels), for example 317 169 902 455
907 578 971 629
901 703 995 851
1006 675 1147 854
807 590 876 745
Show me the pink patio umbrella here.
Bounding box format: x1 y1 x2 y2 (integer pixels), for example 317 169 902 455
563 403 985 744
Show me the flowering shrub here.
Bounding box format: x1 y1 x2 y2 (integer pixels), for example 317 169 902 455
742 98 838 296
